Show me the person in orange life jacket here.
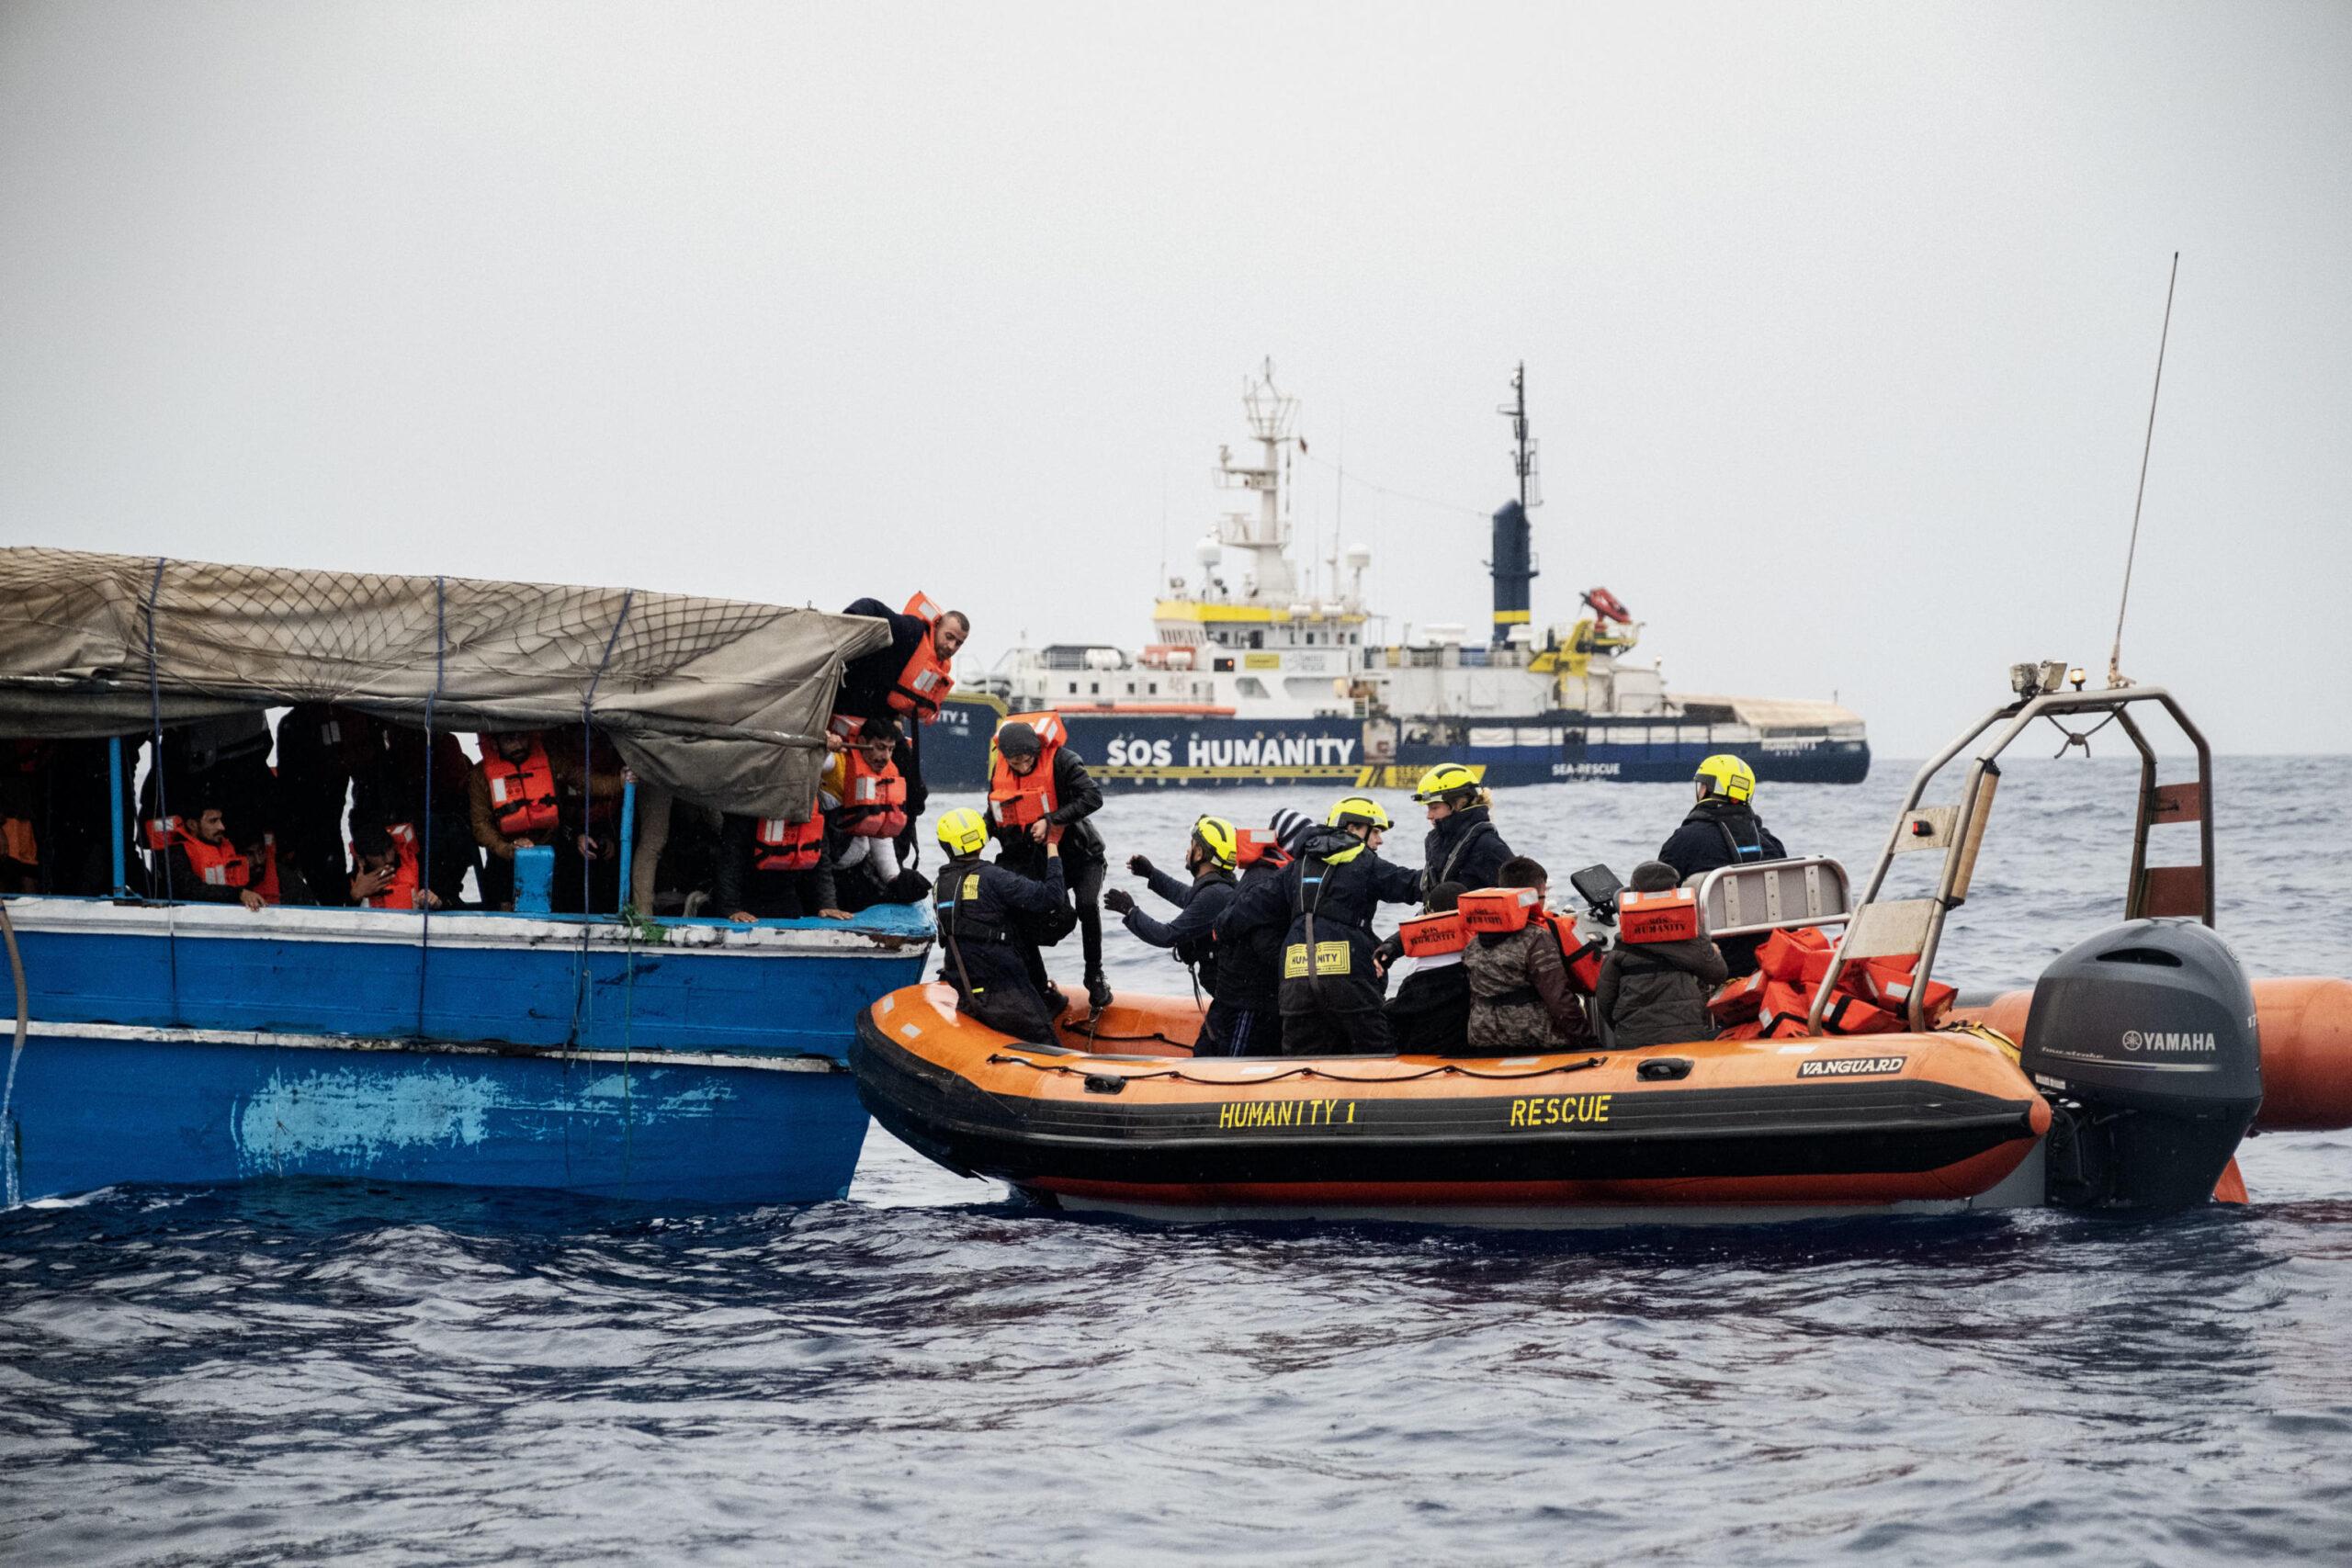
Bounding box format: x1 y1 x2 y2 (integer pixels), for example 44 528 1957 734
831 597 968 838
137 713 278 874
1276 797 1426 1056
1462 857 1596 1053
1657 753 1787 977
361 722 478 909
988 719 1113 1013
714 795 852 923
164 796 268 913
824 717 923 904
347 820 441 910
469 731 560 910
1383 882 1475 1055
1594 859 1727 1050
1200 807 1317 1057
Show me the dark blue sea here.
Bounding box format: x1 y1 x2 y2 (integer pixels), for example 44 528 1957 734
6 756 2350 1564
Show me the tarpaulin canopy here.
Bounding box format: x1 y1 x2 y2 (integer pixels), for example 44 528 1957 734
0 548 891 818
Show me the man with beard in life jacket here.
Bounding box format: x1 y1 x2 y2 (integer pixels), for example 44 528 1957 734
469 730 563 911
1277 795 1425 1055
161 792 269 913
1106 815 1239 1037
831 592 969 851
987 716 1113 1013
1657 752 1788 976
1202 807 1316 1057
933 807 1066 1043
1412 762 1514 895
821 716 926 907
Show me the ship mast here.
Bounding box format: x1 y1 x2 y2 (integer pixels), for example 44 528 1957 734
1490 363 1541 646
1210 359 1300 604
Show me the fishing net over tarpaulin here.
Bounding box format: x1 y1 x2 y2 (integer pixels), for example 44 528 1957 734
0 548 891 818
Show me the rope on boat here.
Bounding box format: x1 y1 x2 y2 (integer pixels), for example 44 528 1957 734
143 557 181 1027
0 900 28 1207
986 1052 1608 1087
414 575 445 1039
569 590 633 1047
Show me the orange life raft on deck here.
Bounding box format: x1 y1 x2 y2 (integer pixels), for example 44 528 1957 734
853 985 2054 1225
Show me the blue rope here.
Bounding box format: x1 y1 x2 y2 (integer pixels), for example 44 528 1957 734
569 591 633 1045
414 576 445 1037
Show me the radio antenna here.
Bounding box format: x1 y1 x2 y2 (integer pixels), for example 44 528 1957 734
2108 252 2179 689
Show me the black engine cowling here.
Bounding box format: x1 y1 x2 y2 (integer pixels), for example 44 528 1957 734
2021 919 2262 1213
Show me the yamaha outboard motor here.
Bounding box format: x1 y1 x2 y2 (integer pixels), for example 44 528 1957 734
2023 919 2261 1213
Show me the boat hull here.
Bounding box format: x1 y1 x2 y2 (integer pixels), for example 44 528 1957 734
922 699 1869 791
0 897 930 1206
852 986 2048 1228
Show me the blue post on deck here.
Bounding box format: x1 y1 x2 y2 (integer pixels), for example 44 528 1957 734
616 776 637 914
108 736 127 896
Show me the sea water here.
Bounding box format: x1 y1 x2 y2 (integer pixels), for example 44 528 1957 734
4 756 2349 1564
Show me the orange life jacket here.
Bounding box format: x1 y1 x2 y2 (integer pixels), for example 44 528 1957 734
180 829 250 890
841 749 910 839
351 822 422 909
144 816 184 852
1234 829 1291 869
1 816 37 867
754 808 826 874
481 742 561 837
254 832 282 905
987 712 1066 830
1616 886 1702 944
886 592 957 723
1396 908 1469 958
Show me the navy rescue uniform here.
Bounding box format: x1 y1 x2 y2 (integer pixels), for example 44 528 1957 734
1276 824 1424 1055
1208 854 1294 1056
934 852 1068 1042
1121 862 1240 1055
1420 804 1512 897
1657 798 1788 976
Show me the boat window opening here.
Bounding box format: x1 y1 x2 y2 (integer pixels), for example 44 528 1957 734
1236 677 1270 699
1249 631 1263 649
1091 682 1101 695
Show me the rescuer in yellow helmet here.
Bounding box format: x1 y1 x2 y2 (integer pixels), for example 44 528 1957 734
1108 816 1248 1051
1274 794 1423 1055
1411 761 1514 896
1658 752 1788 977
930 806 1067 1041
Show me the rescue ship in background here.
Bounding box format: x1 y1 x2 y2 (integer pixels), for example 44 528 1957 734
924 364 1869 793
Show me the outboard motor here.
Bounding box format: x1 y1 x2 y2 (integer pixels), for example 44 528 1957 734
2023 919 2262 1213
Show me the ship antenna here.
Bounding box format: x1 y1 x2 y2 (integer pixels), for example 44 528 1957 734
2107 252 2179 689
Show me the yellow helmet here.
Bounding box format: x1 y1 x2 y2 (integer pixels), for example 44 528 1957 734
1192 816 1239 869
1326 795 1392 831
1695 753 1757 805
935 807 990 856
1412 762 1483 805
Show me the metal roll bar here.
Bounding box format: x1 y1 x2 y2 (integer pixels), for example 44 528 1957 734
1807 670 2215 1034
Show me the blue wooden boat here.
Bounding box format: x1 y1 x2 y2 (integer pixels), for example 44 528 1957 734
0 549 932 1207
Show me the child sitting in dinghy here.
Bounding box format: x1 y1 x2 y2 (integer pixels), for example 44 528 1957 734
1463 858 1595 1053
1594 860 1727 1049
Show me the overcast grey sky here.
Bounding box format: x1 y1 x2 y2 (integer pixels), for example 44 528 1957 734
3 1 2346 756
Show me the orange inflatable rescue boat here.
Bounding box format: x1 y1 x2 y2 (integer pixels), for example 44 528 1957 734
854 669 2352 1226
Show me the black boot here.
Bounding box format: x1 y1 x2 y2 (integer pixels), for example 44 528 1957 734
1086 972 1114 1013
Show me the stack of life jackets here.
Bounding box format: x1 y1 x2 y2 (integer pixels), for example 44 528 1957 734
481 740 561 839
349 823 423 909
838 749 909 840
987 712 1067 834
1705 924 1958 1039
1451 886 1610 991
